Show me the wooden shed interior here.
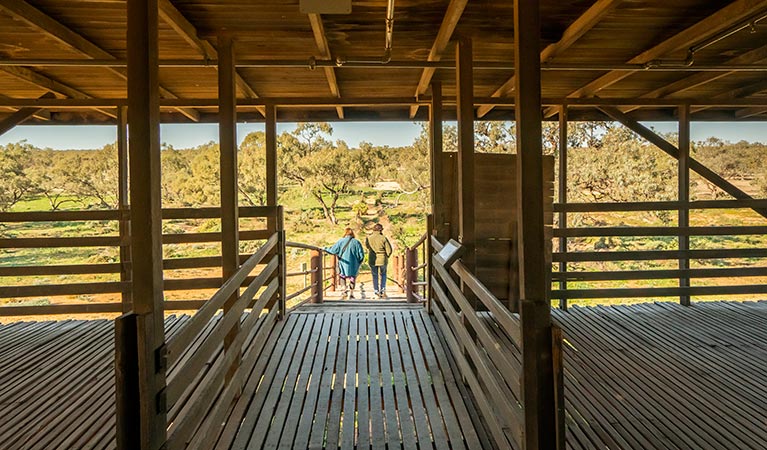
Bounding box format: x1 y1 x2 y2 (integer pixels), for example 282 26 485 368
1 1 767 450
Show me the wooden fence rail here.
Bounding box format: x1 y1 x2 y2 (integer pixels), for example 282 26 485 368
0 206 276 315
429 235 564 450
554 199 767 303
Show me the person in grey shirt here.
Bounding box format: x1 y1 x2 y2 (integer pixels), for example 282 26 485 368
365 223 392 299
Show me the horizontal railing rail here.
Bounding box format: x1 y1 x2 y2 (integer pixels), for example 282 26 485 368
162 216 285 449
283 242 333 310
0 206 275 315
429 236 524 449
554 199 767 302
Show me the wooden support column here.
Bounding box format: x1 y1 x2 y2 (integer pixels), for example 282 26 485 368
117 0 166 448
456 37 475 272
430 81 446 241
218 33 241 380
515 1 556 449
117 106 131 312
266 103 278 233
679 104 691 306
558 105 568 311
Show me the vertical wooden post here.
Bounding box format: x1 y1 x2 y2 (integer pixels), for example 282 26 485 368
276 206 287 319
430 81 446 242
515 1 556 449
310 249 323 303
266 103 278 233
218 33 240 380
679 104 691 306
117 106 131 312
426 214 434 314
119 0 166 448
456 37 475 274
558 105 568 311
405 247 417 303
330 255 338 292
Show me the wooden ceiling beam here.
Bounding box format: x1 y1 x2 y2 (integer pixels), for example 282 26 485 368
543 0 767 117
158 0 265 116
0 0 200 122
477 0 621 118
308 13 343 119
409 0 469 119
735 107 767 118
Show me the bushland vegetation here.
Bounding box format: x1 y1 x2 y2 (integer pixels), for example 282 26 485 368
1 121 766 309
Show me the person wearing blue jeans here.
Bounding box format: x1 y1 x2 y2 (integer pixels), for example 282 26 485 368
365 223 393 299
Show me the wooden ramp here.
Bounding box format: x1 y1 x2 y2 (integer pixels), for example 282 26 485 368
218 307 488 450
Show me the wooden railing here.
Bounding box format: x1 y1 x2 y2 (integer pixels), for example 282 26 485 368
161 231 283 449
405 233 429 303
284 241 334 310
0 206 275 315
553 199 767 306
429 236 564 450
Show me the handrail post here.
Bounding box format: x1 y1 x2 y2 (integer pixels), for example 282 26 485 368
277 206 287 319
426 215 434 314
330 255 338 292
310 249 323 303
552 324 566 450
405 247 417 303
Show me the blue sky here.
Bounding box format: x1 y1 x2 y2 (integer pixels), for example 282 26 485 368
1 121 765 150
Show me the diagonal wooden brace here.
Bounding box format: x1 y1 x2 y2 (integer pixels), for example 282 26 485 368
598 105 767 220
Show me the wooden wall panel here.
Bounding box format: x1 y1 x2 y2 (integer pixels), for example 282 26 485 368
442 152 553 312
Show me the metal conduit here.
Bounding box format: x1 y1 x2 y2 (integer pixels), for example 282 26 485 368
3 59 767 72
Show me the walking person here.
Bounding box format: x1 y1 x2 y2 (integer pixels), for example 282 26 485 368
324 228 365 299
365 223 392 299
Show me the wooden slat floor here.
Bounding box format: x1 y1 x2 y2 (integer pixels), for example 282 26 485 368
218 308 488 450
552 301 767 450
0 301 765 449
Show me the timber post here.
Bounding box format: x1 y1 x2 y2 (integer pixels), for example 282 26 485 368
558 105 568 311
515 0 557 449
266 103 278 233
218 32 241 383
117 0 167 448
679 104 691 306
405 246 417 303
330 255 338 292
116 105 131 312
310 249 323 303
277 206 287 319
430 81 447 242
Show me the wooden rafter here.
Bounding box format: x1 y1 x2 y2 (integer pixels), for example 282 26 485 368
307 13 344 119
0 0 200 122
543 0 767 117
0 107 41 136
619 43 767 114
409 0 469 119
158 0 265 116
735 106 767 118
691 78 767 114
477 0 621 118
1 66 117 119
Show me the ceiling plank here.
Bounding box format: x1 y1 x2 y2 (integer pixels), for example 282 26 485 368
158 0 265 116
735 107 767 118
0 0 200 122
308 13 344 119
477 0 621 118
408 0 468 119
619 43 767 114
543 0 767 117
1 66 117 118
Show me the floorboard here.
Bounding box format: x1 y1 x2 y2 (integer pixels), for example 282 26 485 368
0 301 764 449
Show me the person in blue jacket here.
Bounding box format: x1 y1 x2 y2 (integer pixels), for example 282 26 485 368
324 227 365 299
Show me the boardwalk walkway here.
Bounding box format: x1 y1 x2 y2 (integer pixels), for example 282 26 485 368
0 301 765 449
